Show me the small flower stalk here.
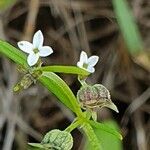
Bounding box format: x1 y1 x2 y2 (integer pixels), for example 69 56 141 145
77 84 119 113
18 30 53 66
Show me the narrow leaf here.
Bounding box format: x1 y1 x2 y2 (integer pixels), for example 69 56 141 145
38 66 89 76
89 120 122 140
28 143 50 150
0 40 82 116
85 120 123 150
0 40 28 68
28 143 45 149
112 0 143 54
39 72 82 116
0 0 16 10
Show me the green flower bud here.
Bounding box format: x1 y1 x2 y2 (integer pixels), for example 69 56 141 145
42 129 73 150
77 84 119 113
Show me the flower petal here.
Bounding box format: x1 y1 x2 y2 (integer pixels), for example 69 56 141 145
39 46 53 57
77 61 83 68
27 52 39 66
79 51 88 63
17 41 33 53
88 56 99 67
33 30 44 48
87 66 95 73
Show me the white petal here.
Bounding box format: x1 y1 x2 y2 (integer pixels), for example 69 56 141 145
77 61 83 68
79 51 88 63
33 30 44 48
88 56 99 67
27 52 39 66
17 41 33 53
39 46 53 57
87 66 95 73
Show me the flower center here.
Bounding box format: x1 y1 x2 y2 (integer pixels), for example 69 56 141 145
33 48 39 54
83 63 88 69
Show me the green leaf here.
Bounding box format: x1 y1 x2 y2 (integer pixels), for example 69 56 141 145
88 120 122 140
0 40 82 116
28 143 45 150
0 40 28 68
112 0 143 54
28 143 52 150
0 0 16 10
39 72 82 116
38 66 89 76
85 120 123 150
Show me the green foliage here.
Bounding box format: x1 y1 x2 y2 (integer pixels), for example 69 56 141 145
85 120 123 150
0 40 123 150
28 143 47 150
38 66 89 76
0 0 16 10
88 120 122 140
39 72 82 116
112 0 143 54
0 40 28 68
0 40 83 116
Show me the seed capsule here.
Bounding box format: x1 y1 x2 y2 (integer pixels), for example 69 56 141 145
77 84 118 113
13 70 42 92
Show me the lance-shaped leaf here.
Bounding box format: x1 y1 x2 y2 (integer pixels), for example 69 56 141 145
88 120 122 140
0 40 82 116
39 72 82 116
38 66 89 76
28 143 53 150
0 40 28 68
112 0 143 54
85 120 123 150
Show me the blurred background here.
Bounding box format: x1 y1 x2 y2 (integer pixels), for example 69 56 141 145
0 0 149 150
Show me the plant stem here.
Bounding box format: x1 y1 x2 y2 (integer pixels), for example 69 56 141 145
83 123 102 150
65 118 83 132
78 75 88 86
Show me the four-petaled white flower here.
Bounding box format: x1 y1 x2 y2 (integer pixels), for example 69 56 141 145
77 51 99 73
18 30 53 66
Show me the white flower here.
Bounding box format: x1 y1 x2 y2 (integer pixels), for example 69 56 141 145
77 51 99 73
18 30 53 66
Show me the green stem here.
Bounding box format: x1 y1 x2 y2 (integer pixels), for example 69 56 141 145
65 119 83 132
83 123 102 150
78 75 88 86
